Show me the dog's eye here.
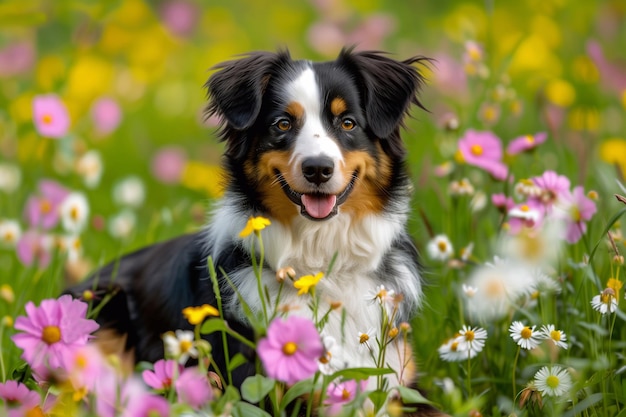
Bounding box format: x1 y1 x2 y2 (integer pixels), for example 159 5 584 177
276 119 292 132
341 118 356 131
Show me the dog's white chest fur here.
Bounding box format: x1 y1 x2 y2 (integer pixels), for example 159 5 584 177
209 202 421 386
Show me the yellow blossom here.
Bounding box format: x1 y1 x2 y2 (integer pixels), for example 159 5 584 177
293 272 324 296
239 216 271 238
182 304 220 325
0 284 14 303
607 278 623 295
599 139 626 176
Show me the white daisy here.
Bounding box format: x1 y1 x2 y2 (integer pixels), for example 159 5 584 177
449 178 474 196
57 234 83 262
540 324 568 349
162 330 198 364
365 284 395 305
426 234 454 262
534 365 573 397
108 209 137 239
357 328 375 353
437 336 466 362
76 150 104 188
318 335 347 375
0 162 21 193
456 325 487 358
462 284 478 298
591 289 618 314
113 176 145 208
0 219 22 247
509 321 541 350
465 259 531 321
59 192 90 233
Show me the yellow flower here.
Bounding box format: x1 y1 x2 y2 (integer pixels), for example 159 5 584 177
182 304 220 325
599 139 626 176
239 216 271 238
607 278 623 295
293 272 324 296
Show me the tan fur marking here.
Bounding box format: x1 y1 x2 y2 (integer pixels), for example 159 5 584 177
255 150 300 224
330 97 347 116
285 101 305 120
340 145 393 218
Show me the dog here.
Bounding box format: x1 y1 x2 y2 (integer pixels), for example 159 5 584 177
67 48 444 415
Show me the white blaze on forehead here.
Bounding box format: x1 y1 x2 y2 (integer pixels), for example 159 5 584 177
286 67 343 166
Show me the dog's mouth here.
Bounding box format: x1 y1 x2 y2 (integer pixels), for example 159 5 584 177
276 170 358 221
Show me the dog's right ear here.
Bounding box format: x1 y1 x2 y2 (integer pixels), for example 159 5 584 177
205 51 289 132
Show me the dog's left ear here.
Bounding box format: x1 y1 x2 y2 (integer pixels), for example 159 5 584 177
339 49 428 157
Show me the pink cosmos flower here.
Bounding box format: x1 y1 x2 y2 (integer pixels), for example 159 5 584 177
32 94 70 138
324 379 368 416
24 179 70 230
16 230 53 268
530 170 571 211
0 41 35 77
96 376 148 417
457 130 509 181
159 0 199 37
151 147 188 184
61 344 110 397
143 359 183 391
506 132 548 155
491 193 515 213
91 97 122 135
559 186 597 243
0 381 40 415
123 392 170 417
175 367 212 409
257 316 324 385
12 295 99 372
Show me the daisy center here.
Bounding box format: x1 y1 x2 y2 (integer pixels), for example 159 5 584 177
470 144 483 156
70 206 80 220
42 325 61 344
180 339 193 353
521 327 533 339
283 341 298 355
464 330 475 341
550 330 562 341
450 341 459 352
359 333 370 344
520 204 530 212
437 241 448 252
546 375 560 389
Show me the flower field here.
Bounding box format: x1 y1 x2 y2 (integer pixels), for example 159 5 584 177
1 0 626 416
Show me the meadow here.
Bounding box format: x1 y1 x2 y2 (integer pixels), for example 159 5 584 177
1 0 626 416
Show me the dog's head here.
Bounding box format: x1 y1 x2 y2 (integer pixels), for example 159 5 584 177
206 48 427 223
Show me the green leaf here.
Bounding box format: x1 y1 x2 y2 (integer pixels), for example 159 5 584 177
241 375 276 404
395 385 432 405
562 393 604 417
201 318 229 335
368 390 388 411
228 353 249 372
279 379 317 411
233 401 273 417
329 367 393 381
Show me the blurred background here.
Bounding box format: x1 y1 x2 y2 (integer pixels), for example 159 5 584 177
2 0 626 411
1 0 625 255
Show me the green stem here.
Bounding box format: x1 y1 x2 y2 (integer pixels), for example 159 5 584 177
512 346 521 399
254 231 269 325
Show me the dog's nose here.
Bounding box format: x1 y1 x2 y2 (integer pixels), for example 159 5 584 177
302 156 334 185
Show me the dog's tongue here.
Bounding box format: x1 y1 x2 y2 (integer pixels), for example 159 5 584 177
301 194 337 219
